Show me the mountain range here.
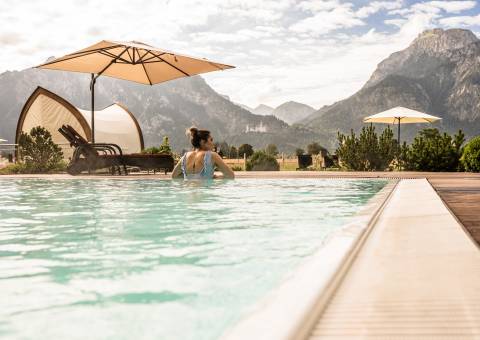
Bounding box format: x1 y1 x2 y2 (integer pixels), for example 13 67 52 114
0 68 323 153
251 102 316 124
302 28 480 148
2 28 480 154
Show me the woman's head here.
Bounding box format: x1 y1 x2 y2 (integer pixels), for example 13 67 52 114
187 127 214 150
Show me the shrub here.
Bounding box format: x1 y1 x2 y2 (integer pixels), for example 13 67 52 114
142 136 172 155
461 136 480 172
17 126 65 173
295 148 304 156
218 141 229 157
231 165 243 171
265 144 278 156
307 142 327 155
336 125 397 171
403 129 464 172
142 146 160 154
246 151 279 171
0 163 28 175
229 146 238 158
238 144 254 158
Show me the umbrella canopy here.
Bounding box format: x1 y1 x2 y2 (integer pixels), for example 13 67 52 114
363 106 441 145
36 40 234 142
363 106 441 124
37 40 234 85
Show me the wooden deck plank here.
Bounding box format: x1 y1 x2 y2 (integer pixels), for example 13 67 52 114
429 177 480 247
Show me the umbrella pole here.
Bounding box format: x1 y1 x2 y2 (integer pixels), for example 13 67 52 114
397 117 401 146
90 73 96 143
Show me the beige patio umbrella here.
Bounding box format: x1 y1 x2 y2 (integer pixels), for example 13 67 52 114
363 106 441 145
36 40 234 142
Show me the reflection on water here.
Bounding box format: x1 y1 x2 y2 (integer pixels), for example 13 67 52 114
0 178 386 340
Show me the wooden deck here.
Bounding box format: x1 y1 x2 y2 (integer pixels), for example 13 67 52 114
429 177 480 247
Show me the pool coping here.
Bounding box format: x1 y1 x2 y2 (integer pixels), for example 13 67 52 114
221 179 399 340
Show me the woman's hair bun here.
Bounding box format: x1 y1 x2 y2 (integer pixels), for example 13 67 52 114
187 126 198 137
186 126 211 148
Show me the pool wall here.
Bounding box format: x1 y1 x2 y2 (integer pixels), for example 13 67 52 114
222 180 398 340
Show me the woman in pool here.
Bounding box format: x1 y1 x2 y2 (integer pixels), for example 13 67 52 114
171 127 235 179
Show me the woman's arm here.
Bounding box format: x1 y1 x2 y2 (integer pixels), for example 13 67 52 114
212 152 235 179
171 156 184 179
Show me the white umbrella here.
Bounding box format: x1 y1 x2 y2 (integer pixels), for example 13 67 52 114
363 106 441 144
36 40 234 142
0 138 6 143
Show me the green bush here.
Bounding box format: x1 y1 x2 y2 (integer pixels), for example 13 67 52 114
238 144 254 158
142 136 172 155
246 151 279 171
0 163 28 175
336 125 397 171
295 148 304 156
16 126 65 173
461 136 480 172
307 142 327 155
403 129 464 172
265 144 278 156
229 146 238 158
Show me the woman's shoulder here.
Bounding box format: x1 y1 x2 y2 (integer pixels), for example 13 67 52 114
208 151 221 159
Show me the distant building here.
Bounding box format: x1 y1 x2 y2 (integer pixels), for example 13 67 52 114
245 121 267 133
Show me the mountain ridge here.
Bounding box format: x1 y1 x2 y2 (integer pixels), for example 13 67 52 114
302 28 480 148
0 68 324 152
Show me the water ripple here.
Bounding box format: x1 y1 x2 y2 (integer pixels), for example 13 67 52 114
0 178 387 340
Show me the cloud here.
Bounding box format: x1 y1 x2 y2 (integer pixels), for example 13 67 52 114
291 2 365 35
0 0 479 109
357 1 404 18
440 13 480 26
297 0 339 12
0 32 23 46
391 0 476 15
385 18 408 27
426 0 476 13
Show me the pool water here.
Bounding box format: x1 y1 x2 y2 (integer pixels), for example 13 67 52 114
0 179 387 340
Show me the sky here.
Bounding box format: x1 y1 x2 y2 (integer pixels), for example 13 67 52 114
1 0 480 109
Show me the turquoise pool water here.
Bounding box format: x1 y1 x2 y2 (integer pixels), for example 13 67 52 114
0 179 386 340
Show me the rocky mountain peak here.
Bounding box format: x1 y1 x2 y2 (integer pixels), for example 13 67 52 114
365 28 478 88
411 28 478 54
252 104 274 116
273 101 316 124
302 28 480 149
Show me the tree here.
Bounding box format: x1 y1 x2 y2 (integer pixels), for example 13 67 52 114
404 128 465 171
229 146 238 158
18 126 64 173
219 141 229 157
336 125 397 171
158 136 172 154
265 144 278 156
246 151 280 171
307 142 326 155
295 148 305 156
461 136 480 172
238 144 254 158
142 136 172 155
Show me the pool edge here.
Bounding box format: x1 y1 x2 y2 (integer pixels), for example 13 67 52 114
221 179 399 340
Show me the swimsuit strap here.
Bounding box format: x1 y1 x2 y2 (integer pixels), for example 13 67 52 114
202 151 215 177
181 154 187 179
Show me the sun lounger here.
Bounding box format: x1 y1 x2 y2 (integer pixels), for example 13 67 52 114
58 125 174 175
